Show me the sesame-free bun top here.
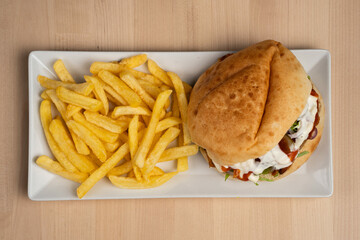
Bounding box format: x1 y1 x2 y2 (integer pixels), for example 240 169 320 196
187 40 312 166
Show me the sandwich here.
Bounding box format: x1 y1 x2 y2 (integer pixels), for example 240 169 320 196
187 40 324 183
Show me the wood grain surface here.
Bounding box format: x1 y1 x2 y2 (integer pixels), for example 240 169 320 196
1 0 359 239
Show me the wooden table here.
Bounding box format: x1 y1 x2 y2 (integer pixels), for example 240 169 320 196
1 0 359 239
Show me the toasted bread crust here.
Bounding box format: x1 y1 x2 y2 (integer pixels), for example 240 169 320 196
188 40 312 165
201 84 324 181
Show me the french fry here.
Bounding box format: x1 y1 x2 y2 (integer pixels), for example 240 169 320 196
111 106 151 118
70 130 90 155
77 143 129 198
118 132 129 143
84 75 109 115
58 115 90 157
158 145 199 162
182 81 192 95
177 125 189 172
36 156 88 183
155 117 182 133
84 110 127 134
104 141 120 153
116 116 133 123
124 153 131 162
147 59 172 86
128 128 145 144
142 127 180 177
141 115 151 127
167 90 189 171
57 116 92 160
127 170 135 178
172 92 180 117
138 80 171 109
38 76 94 95
138 128 146 143
38 56 195 195
150 131 163 153
128 115 139 159
66 104 82 119
56 86 103 112
103 85 127 106
126 69 163 86
164 111 172 118
87 152 103 167
49 102 90 157
106 93 122 106
40 91 50 100
45 89 68 120
53 59 75 83
134 90 172 168
150 167 165 176
160 109 166 120
67 120 107 162
90 62 127 75
98 70 143 107
107 160 132 176
138 80 162 98
40 100 77 172
119 71 155 109
120 54 147 68
177 156 188 171
73 112 119 143
49 119 97 173
160 84 171 91
109 172 177 189
45 97 89 156
128 115 142 181
127 166 163 178
168 72 191 145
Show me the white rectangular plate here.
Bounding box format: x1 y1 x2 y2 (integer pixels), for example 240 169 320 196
28 50 332 200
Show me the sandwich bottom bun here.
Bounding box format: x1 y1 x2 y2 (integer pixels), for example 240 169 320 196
201 84 324 182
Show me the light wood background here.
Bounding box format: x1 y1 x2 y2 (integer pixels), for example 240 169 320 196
1 0 359 239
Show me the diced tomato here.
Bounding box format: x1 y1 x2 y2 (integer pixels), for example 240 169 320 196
221 166 231 172
233 169 252 181
287 150 299 162
310 89 319 98
233 169 240 178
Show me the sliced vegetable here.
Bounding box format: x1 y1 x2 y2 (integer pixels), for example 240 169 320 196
262 167 273 175
259 177 274 182
297 151 309 158
290 120 300 133
308 128 318 140
225 173 230 181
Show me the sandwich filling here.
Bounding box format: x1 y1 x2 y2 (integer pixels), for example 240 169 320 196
211 88 320 183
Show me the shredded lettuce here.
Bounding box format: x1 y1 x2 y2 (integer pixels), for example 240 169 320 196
297 151 309 158
262 167 273 175
259 177 274 182
225 173 230 181
307 75 311 80
290 120 300 133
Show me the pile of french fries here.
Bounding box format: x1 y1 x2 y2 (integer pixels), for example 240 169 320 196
36 54 199 198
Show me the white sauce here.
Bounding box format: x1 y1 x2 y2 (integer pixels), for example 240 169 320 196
213 144 292 179
248 173 259 183
288 95 318 150
214 93 319 183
